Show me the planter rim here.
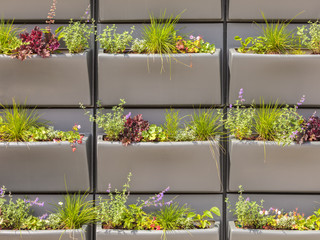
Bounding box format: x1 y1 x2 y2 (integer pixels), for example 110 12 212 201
0 49 90 59
229 48 320 58
0 135 88 146
98 49 220 57
230 138 320 146
229 221 320 234
97 135 219 146
96 221 220 233
0 225 88 234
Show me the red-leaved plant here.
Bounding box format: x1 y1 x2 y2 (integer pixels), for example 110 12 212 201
119 114 150 146
296 115 320 144
12 27 59 60
12 0 59 60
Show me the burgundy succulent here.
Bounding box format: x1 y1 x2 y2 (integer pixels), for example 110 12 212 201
12 26 59 60
119 114 150 146
295 115 320 144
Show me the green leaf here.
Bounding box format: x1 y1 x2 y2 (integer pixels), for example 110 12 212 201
210 207 221 217
203 210 213 219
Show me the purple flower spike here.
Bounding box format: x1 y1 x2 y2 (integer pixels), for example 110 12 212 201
39 213 48 220
296 95 306 108
106 183 111 193
229 104 233 108
126 112 132 120
238 88 245 102
245 197 250 202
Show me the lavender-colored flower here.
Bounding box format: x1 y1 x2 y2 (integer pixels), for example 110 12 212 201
39 213 48 220
106 183 111 193
296 95 306 108
245 197 250 202
0 186 5 198
229 104 233 108
238 88 245 102
25 197 45 207
126 112 132 120
143 186 171 207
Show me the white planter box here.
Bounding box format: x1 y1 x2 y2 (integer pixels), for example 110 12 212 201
1 0 90 20
98 51 221 106
99 0 221 21
229 221 320 240
96 223 220 240
97 138 221 193
0 225 89 240
229 48 320 105
229 139 320 192
0 50 91 106
0 136 90 192
229 0 320 20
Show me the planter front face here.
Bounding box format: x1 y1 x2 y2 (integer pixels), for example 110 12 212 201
0 226 88 240
0 51 91 106
97 140 221 193
98 51 221 106
0 137 90 192
229 49 320 105
229 0 320 20
229 221 320 240
229 139 320 192
99 0 221 21
96 223 220 240
1 0 90 20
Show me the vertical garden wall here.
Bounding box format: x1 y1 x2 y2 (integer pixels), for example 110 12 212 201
1 0 320 239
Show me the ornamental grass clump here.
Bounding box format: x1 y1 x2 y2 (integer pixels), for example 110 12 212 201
97 173 220 236
235 13 299 54
0 19 23 55
226 186 320 230
226 89 304 145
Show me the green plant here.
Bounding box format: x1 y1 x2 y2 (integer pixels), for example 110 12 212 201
131 38 147 53
155 203 194 230
297 21 320 54
142 124 167 142
0 100 46 142
254 99 303 145
81 99 126 141
225 89 255 140
0 19 23 54
98 25 135 53
162 109 182 141
58 19 94 53
189 108 223 141
142 11 182 74
52 191 96 229
226 186 266 229
189 207 221 229
235 13 298 54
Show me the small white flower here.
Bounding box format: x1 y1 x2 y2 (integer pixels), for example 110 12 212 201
58 202 63 206
259 211 263 215
265 211 269 215
278 211 281 215
77 125 81 129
